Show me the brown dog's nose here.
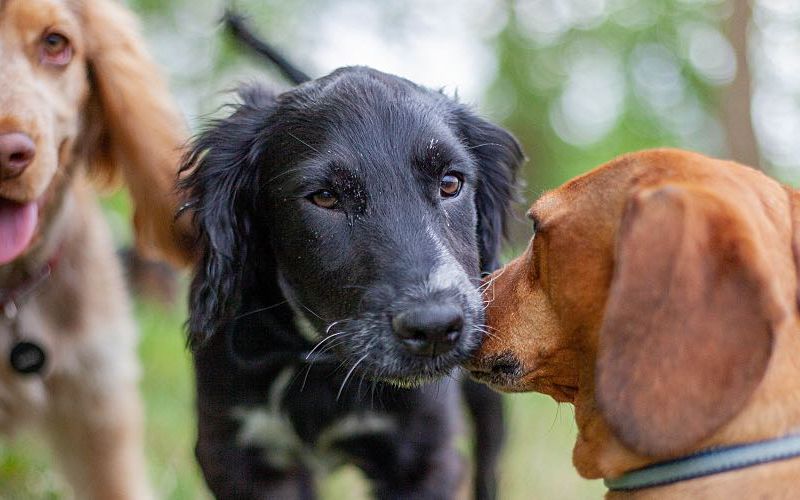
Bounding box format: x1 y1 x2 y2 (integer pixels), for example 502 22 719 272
487 354 521 377
0 133 36 179
393 304 464 357
469 352 521 375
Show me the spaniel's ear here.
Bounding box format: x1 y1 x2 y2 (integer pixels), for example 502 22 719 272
179 85 278 349
453 108 524 273
79 0 192 265
596 184 781 458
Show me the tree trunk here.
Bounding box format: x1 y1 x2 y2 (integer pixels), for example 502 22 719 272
722 0 761 168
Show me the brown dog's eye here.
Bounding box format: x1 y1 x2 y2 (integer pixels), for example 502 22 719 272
309 190 338 209
41 33 72 66
440 172 463 198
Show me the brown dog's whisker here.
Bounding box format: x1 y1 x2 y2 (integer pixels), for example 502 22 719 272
472 325 500 341
478 265 507 291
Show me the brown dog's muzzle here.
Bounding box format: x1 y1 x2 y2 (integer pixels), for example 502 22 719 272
468 350 523 382
466 264 527 387
466 241 581 399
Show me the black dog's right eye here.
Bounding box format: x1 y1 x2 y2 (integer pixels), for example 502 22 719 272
308 190 339 209
440 172 463 198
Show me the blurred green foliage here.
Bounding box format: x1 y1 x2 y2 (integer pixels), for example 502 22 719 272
490 1 728 192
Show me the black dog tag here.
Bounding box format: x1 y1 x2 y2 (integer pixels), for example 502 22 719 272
10 341 46 375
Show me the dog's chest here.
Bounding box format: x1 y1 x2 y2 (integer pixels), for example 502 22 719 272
232 367 397 472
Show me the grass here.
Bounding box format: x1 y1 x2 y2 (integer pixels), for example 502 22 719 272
0 293 604 499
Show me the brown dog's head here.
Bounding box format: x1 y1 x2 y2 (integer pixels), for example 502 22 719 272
469 149 800 478
0 0 191 266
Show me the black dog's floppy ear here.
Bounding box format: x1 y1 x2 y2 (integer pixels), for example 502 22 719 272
179 85 278 348
454 108 525 273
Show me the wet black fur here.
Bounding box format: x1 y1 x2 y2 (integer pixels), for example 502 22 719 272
181 67 523 499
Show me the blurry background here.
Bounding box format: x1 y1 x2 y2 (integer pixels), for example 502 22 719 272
2 0 799 498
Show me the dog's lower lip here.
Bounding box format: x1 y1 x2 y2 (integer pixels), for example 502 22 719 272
552 384 578 403
468 368 520 387
468 369 493 381
469 369 578 400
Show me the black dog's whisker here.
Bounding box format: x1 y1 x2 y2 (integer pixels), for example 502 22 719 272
305 320 352 360
315 337 349 357
265 164 310 185
336 353 369 401
357 370 369 400
286 131 320 154
464 142 502 151
300 335 356 391
305 332 345 360
325 318 351 335
341 284 370 291
233 300 289 320
305 336 352 368
293 298 326 322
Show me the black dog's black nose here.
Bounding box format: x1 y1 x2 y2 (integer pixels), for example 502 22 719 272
393 304 464 357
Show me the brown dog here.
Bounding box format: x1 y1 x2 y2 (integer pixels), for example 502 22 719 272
469 148 800 497
1 0 192 498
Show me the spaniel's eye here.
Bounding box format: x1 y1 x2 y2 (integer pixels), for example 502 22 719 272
41 32 72 66
440 172 463 198
309 190 338 209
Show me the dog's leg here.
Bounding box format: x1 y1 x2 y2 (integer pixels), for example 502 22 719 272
344 383 466 500
463 378 505 500
194 332 315 500
43 336 152 500
195 411 315 500
369 441 466 500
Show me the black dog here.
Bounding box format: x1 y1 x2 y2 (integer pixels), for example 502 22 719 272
181 20 523 499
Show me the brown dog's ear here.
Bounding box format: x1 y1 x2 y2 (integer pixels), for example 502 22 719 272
596 184 779 458
786 188 800 310
79 0 193 266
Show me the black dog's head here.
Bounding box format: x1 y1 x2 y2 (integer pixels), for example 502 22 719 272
181 67 523 386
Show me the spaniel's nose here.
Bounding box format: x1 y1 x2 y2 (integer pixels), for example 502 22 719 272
0 133 35 180
393 304 464 357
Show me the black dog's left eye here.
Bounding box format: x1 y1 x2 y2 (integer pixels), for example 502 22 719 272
308 190 339 209
440 172 463 198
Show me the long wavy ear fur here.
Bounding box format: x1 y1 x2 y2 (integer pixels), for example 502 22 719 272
79 0 193 265
179 85 278 348
454 108 525 273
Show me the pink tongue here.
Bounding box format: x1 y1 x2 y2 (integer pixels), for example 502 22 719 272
0 200 38 265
